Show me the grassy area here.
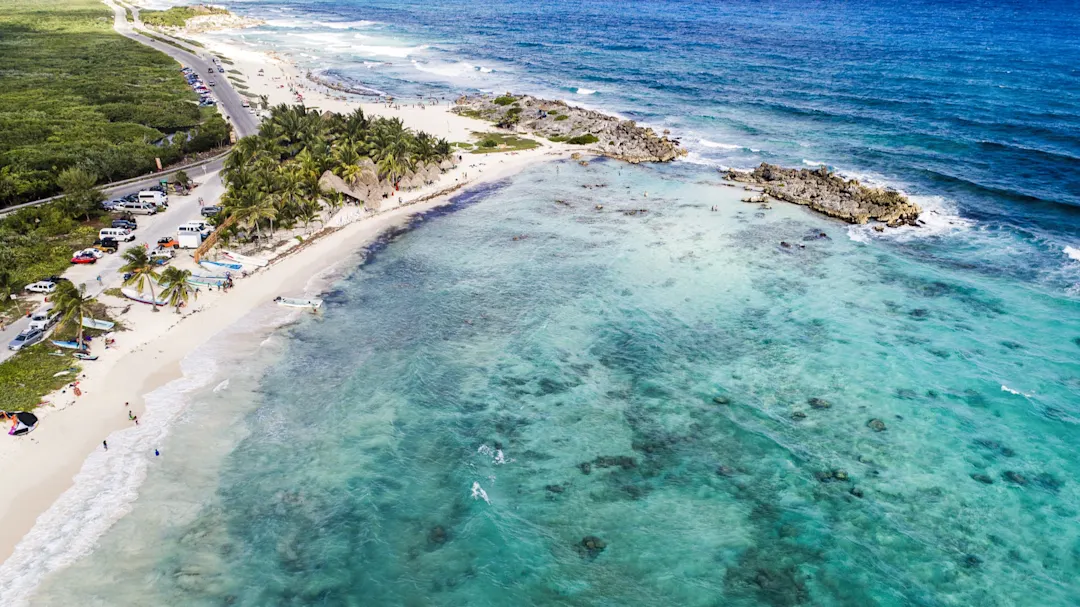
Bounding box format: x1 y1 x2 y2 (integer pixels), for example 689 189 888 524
471 132 539 154
123 4 134 22
493 95 516 106
0 0 229 208
213 54 234 65
228 69 243 75
140 5 227 28
0 346 81 411
136 28 194 52
554 114 569 121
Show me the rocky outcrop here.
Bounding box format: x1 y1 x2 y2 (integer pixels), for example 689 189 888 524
453 94 686 163
726 163 921 226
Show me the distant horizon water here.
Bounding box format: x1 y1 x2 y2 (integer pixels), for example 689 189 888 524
12 0 1080 605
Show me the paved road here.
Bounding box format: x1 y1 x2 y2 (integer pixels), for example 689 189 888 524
106 0 258 138
0 171 225 363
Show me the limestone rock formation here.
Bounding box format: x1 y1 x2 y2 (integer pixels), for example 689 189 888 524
726 163 921 226
453 94 686 163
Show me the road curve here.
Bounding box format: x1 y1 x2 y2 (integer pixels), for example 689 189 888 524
105 0 258 138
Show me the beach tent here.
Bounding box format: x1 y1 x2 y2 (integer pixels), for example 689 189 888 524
6 412 39 436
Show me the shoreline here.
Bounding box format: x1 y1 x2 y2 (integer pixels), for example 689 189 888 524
0 19 571 598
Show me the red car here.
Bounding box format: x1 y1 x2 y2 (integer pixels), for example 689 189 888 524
70 254 97 264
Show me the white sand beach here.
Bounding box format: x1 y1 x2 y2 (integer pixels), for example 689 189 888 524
0 21 570 583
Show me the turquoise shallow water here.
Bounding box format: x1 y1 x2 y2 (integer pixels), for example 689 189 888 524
32 160 1080 606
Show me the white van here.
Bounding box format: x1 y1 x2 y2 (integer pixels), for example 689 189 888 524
99 227 136 242
138 190 168 208
178 222 210 236
118 201 157 215
28 306 59 331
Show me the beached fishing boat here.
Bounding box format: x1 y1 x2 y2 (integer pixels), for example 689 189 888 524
200 260 242 271
186 273 229 286
51 340 88 350
275 297 323 309
81 317 115 331
223 250 269 267
121 288 168 306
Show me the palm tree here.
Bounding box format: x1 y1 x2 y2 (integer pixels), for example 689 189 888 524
235 196 277 242
159 267 197 314
120 246 162 311
52 281 95 352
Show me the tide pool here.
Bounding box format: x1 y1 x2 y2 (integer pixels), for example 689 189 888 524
34 160 1080 605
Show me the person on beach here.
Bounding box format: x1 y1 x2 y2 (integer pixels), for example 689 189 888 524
155 449 159 457
102 440 108 451
128 411 134 421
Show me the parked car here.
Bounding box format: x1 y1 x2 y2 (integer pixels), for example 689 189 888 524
24 281 57 294
76 248 104 259
71 253 97 264
112 219 138 230
200 205 222 217
157 237 180 249
93 238 119 253
8 329 44 351
27 306 59 332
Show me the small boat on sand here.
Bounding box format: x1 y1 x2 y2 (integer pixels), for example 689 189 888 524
52 340 88 350
187 273 229 286
81 317 115 330
222 250 269 267
74 352 98 361
200 260 242 271
121 288 168 306
275 296 323 309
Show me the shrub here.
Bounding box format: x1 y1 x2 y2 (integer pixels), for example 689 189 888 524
548 135 568 143
480 138 499 149
567 134 599 145
554 115 569 121
493 95 516 106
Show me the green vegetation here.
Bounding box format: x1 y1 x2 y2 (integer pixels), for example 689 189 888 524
123 5 134 22
228 69 243 75
139 5 228 28
548 135 569 143
469 132 539 154
554 114 569 121
220 105 454 244
452 142 474 150
0 346 80 411
120 246 162 311
213 54 234 65
160 266 197 313
0 168 104 291
53 281 96 350
457 108 488 121
0 0 231 208
567 134 599 145
103 287 124 298
493 95 517 106
136 28 197 53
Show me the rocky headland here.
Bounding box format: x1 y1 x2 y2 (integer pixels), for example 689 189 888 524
453 94 686 163
726 163 921 226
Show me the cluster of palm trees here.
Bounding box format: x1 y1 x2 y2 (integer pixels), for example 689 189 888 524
118 247 197 313
220 104 455 244
43 248 196 357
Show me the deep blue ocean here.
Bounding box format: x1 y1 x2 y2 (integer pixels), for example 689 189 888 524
10 1 1080 605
